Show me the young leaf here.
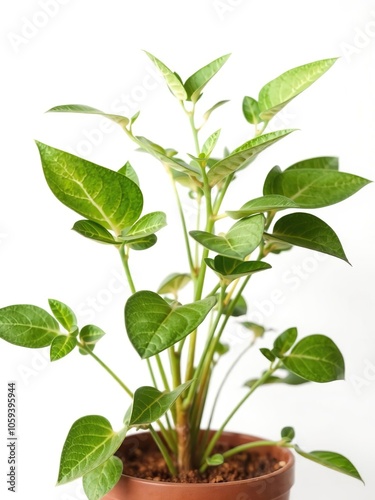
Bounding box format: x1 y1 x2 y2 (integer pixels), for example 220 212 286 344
143 51 187 100
0 305 60 348
157 273 191 295
245 368 309 388
122 212 167 240
202 129 221 157
127 234 157 251
260 347 276 362
83 456 123 500
242 96 261 124
206 454 225 466
48 299 77 332
73 220 119 245
258 58 338 121
79 325 106 354
118 161 140 186
281 427 295 441
125 292 216 358
222 294 247 317
50 335 77 361
36 142 143 234
286 156 339 171
282 334 345 383
268 213 349 262
57 415 127 485
266 168 371 208
294 446 363 483
47 104 129 129
226 194 299 219
207 130 295 187
190 214 265 260
241 321 267 339
273 327 298 357
129 382 192 427
202 100 230 122
184 54 230 103
206 255 271 282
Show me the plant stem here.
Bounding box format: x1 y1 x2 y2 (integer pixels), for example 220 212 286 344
156 353 172 392
119 244 136 294
149 425 177 476
201 362 281 467
79 343 133 398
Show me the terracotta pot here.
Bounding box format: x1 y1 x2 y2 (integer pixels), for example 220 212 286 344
104 431 295 500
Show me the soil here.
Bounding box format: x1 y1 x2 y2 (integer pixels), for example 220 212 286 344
118 441 285 484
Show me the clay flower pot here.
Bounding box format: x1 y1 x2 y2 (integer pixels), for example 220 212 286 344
104 431 295 500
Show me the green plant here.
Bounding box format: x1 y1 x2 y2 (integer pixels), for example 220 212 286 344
0 52 370 499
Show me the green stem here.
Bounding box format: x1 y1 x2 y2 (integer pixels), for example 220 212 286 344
79 343 133 398
156 354 172 392
119 244 136 294
201 362 281 467
149 425 177 476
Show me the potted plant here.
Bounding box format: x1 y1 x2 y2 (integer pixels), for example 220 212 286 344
0 52 370 500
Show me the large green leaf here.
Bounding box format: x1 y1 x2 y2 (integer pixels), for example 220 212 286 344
282 334 345 383
266 168 371 208
286 156 339 171
48 299 77 332
144 51 187 100
258 58 338 121
157 273 191 295
207 130 295 186
57 416 127 485
190 215 265 260
295 446 363 482
36 142 143 234
206 255 271 282
125 291 216 358
184 54 231 102
268 213 349 262
0 305 60 348
72 220 119 245
129 382 192 427
122 212 167 241
227 194 299 219
47 104 129 129
50 335 77 361
83 456 123 500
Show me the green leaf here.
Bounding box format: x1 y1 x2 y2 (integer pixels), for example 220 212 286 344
79 325 106 354
260 348 276 362
36 142 143 234
50 335 77 361
241 321 266 339
258 58 338 121
227 194 299 219
127 234 157 251
282 334 345 383
266 168 371 208
118 161 140 186
72 220 118 245
245 369 309 388
273 327 298 356
202 129 221 157
202 100 230 122
47 104 129 129
129 382 192 427
125 291 216 358
206 454 224 466
294 446 363 483
136 136 200 175
263 166 282 195
207 130 295 187
57 415 127 485
143 51 187 100
242 96 261 124
48 299 77 332
286 156 339 171
205 255 271 282
184 54 230 102
0 305 60 348
281 427 295 441
157 273 191 295
122 212 167 240
83 456 123 500
222 294 247 317
268 213 349 262
190 214 265 260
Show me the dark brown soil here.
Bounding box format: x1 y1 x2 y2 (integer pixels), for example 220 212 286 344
118 441 285 484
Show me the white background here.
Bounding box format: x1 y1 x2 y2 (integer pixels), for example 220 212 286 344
1 1 375 499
